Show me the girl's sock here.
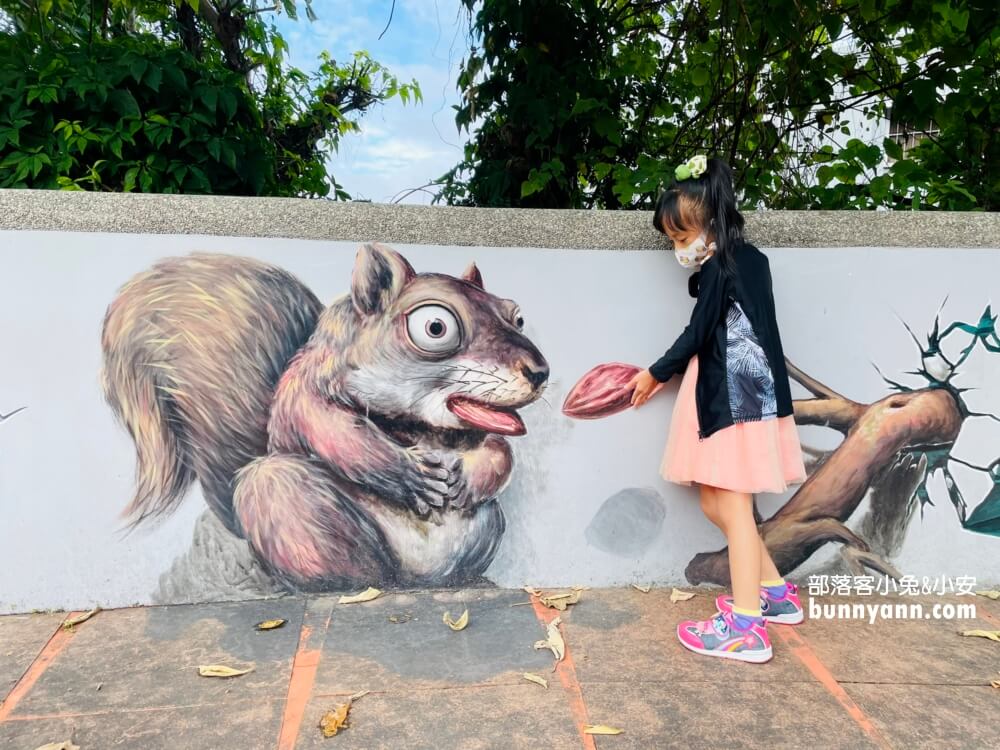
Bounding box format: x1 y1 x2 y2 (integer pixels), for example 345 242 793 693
730 605 763 631
761 578 789 599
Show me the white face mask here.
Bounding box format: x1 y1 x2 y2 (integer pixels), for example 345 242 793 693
673 232 717 268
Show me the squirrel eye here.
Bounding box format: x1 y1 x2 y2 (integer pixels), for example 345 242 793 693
512 307 524 330
406 304 462 353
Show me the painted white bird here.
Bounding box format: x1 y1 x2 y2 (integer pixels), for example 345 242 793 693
922 351 954 382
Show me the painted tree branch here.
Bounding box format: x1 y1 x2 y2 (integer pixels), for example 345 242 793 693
793 398 866 433
786 358 866 433
785 358 851 401
685 379 964 586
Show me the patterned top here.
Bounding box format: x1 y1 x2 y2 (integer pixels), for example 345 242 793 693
724 299 777 423
647 241 794 439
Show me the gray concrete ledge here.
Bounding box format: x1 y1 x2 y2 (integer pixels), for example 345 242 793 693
1 189 997 249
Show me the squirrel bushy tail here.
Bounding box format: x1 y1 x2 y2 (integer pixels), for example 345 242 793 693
100 253 323 534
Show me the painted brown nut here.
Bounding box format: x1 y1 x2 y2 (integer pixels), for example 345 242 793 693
562 362 643 419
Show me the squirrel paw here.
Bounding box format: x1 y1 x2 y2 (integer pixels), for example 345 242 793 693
406 447 464 514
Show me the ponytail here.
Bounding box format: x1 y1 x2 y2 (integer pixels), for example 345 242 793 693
652 156 746 277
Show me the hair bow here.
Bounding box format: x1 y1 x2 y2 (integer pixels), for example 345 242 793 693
674 154 707 181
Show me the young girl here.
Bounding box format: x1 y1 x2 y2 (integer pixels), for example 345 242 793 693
627 155 808 664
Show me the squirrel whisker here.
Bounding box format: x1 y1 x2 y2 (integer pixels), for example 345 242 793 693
442 365 506 383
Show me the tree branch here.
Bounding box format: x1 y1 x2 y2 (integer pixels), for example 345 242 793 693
785 358 852 401
793 398 866 433
687 387 964 586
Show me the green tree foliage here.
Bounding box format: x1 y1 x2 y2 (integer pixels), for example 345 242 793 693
0 0 422 196
440 0 997 210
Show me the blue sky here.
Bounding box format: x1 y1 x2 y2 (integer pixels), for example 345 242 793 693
272 0 472 204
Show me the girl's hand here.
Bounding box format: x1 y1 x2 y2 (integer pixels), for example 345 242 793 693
626 369 664 408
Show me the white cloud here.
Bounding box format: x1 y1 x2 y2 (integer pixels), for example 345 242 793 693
326 55 469 203
272 0 473 203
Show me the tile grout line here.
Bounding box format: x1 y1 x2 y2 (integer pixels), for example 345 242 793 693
276 601 331 750
0 612 84 723
772 626 894 750
529 601 598 750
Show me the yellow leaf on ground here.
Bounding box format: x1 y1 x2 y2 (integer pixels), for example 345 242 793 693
522 672 548 688
533 616 565 663
975 590 1000 600
584 724 624 735
958 629 1000 642
443 608 470 631
197 664 254 678
338 587 382 604
523 585 542 595
61 607 101 630
670 588 696 603
319 702 352 737
991 673 1000 689
33 743 80 750
255 618 287 631
632 584 652 593
539 589 582 611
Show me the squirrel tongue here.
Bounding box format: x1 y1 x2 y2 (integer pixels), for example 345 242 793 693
447 396 526 436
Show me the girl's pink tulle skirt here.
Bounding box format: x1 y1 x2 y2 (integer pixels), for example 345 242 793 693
660 355 807 494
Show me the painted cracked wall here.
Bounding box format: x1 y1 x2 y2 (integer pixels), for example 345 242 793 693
1 231 998 613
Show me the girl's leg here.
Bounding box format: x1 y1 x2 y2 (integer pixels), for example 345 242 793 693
713 488 761 612
675 484 772 663
759 535 782 583
698 485 724 530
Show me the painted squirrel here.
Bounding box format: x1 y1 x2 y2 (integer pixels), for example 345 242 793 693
101 242 549 591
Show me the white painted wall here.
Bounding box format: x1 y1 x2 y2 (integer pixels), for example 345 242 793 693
1 231 998 612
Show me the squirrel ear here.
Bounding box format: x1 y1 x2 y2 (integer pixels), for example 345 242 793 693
351 242 416 316
462 262 484 290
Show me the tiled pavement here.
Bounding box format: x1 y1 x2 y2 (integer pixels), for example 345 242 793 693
1 587 998 749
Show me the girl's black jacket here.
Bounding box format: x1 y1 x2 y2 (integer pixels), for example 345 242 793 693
648 240 795 438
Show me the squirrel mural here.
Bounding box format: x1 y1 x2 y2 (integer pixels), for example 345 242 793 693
101 242 549 591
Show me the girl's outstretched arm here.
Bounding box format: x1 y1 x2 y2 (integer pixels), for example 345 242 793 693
647 258 727 383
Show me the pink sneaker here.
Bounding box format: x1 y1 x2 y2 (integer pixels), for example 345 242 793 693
715 582 804 625
676 610 772 663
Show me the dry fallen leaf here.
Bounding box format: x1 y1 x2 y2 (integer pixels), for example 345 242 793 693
443 608 470 631
958 629 1000 642
522 672 548 688
632 584 652 593
62 607 100 630
523 585 542 596
349 689 370 701
991 672 1000 689
255 618 286 631
975 590 1000 600
533 616 566 666
538 589 582 611
319 702 351 737
670 588 697 603
584 725 624 735
198 664 254 678
338 587 382 604
388 613 412 624
33 742 79 750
